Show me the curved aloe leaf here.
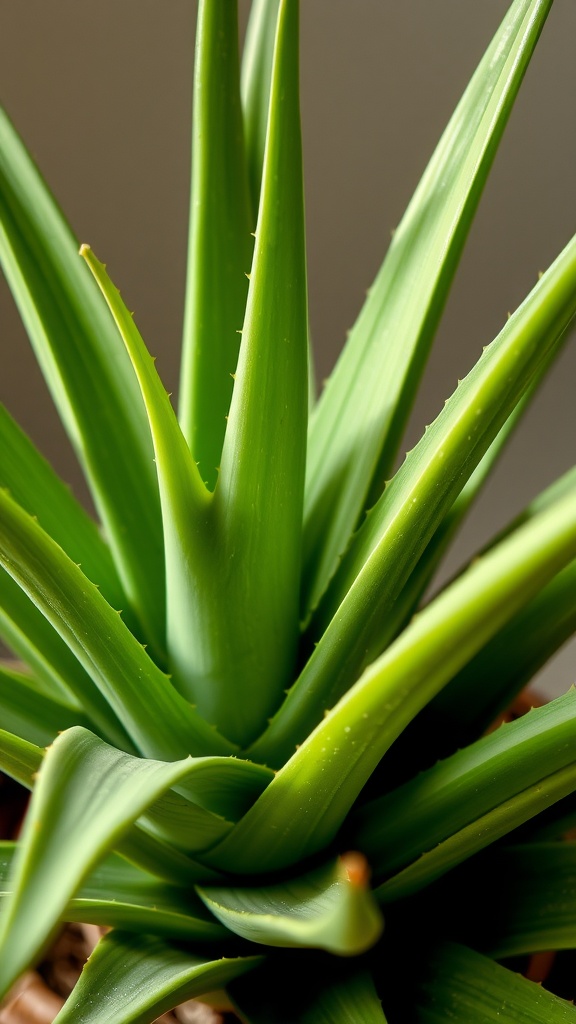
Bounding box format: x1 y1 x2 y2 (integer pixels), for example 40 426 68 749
467 843 576 958
0 726 268 997
210 0 308 745
241 0 282 216
179 0 252 489
0 108 165 654
0 568 108 708
198 853 383 955
0 844 225 941
376 760 576 904
302 0 554 620
0 488 235 758
52 932 262 1024
251 233 576 765
0 405 132 624
0 663 89 746
230 959 387 1023
212 485 576 873
409 942 576 1023
352 688 576 881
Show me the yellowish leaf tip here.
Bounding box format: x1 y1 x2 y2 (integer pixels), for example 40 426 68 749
79 243 91 258
340 851 371 888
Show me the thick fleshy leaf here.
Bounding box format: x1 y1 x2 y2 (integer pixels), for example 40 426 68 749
0 844 225 940
0 108 165 654
408 942 576 1023
198 853 383 955
302 0 554 620
0 567 109 709
0 405 132 625
241 0 282 215
231 959 387 1024
179 0 252 488
209 0 308 745
0 730 231 885
0 663 89 746
251 233 576 766
451 843 576 958
0 727 267 997
52 932 262 1024
351 689 576 886
0 489 235 758
0 729 42 788
212 485 576 873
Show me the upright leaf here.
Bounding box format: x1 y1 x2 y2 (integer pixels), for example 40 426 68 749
179 0 253 488
303 0 554 619
250 233 576 764
211 0 309 745
0 108 165 653
241 0 282 215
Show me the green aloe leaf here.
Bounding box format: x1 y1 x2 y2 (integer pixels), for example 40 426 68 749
116 824 225 887
0 108 165 655
0 488 235 758
0 568 104 707
0 843 225 940
0 726 268 997
352 688 576 883
251 233 576 766
52 931 262 1024
212 484 576 873
211 0 308 745
230 959 387 1023
0 728 42 788
0 405 132 626
179 0 252 489
241 0 282 216
408 942 576 1023
198 853 383 955
375 761 576 904
465 843 576 958
0 663 89 746
302 0 553 620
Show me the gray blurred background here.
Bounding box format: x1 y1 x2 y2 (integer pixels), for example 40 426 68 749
1 2 575 694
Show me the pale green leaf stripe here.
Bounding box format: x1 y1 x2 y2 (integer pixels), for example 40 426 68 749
252 233 576 766
52 932 262 1024
410 942 576 1023
241 0 282 216
353 689 576 879
0 489 235 759
213 485 576 873
198 855 383 955
179 0 252 489
0 108 165 656
231 960 388 1024
0 663 90 747
303 0 553 620
0 729 225 885
0 844 225 941
0 564 133 750
79 246 217 714
0 405 132 625
0 727 266 998
376 761 576 903
211 0 308 745
475 844 576 957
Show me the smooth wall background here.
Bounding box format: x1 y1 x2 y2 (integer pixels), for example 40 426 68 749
2 2 575 693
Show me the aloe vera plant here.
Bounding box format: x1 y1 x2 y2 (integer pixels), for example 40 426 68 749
1 0 575 1021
